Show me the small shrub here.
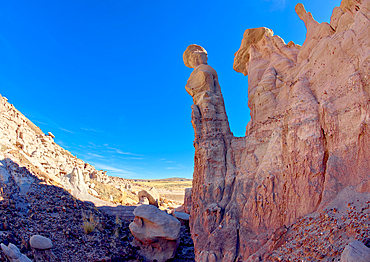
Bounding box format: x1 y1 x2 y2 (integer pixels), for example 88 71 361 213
83 221 95 234
115 215 122 226
114 227 119 238
90 180 126 204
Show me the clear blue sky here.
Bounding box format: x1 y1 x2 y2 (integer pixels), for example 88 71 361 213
1 0 339 179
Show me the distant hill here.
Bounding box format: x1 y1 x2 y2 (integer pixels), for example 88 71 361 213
127 177 192 182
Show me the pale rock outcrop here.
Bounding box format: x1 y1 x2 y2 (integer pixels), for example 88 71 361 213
0 93 107 185
184 0 370 261
89 170 110 183
183 187 192 214
1 243 32 262
61 167 88 195
129 204 181 262
137 187 159 207
59 166 110 205
176 187 192 214
341 241 370 262
0 94 117 206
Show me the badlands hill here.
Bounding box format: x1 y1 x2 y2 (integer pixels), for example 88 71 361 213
0 93 188 208
0 94 194 261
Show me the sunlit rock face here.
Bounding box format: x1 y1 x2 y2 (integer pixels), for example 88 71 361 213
0 92 111 204
184 0 370 261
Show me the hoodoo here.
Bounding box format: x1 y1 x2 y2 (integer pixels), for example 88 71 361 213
184 0 370 261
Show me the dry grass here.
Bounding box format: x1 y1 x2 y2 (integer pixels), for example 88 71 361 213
91 180 139 205
82 214 101 234
92 181 127 204
136 180 192 190
112 215 122 238
83 221 95 234
115 215 122 226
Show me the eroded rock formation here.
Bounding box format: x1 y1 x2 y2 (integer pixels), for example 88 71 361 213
137 187 160 207
1 243 32 262
0 94 131 206
184 0 370 261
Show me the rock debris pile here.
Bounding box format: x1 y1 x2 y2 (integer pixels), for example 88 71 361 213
267 192 370 261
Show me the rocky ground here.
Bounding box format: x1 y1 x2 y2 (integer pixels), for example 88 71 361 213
0 92 194 261
0 158 194 261
266 189 370 261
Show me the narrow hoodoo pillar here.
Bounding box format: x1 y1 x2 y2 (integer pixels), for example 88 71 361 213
183 45 237 261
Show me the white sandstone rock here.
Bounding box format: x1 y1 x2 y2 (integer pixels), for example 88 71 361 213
129 205 181 262
341 241 370 262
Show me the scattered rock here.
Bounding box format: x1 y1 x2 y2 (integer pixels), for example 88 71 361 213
88 188 99 196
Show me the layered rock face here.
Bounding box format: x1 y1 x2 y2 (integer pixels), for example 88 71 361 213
0 95 110 186
185 0 370 261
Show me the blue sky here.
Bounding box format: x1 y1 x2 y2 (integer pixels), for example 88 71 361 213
1 0 339 179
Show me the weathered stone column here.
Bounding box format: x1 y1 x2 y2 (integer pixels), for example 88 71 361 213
183 45 237 261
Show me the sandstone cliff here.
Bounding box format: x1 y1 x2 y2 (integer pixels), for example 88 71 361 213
185 0 370 261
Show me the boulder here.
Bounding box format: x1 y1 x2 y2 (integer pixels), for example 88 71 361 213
30 235 52 250
173 211 189 226
29 235 56 262
173 211 189 221
129 204 181 262
341 241 370 262
138 196 149 205
123 182 132 190
137 187 159 207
